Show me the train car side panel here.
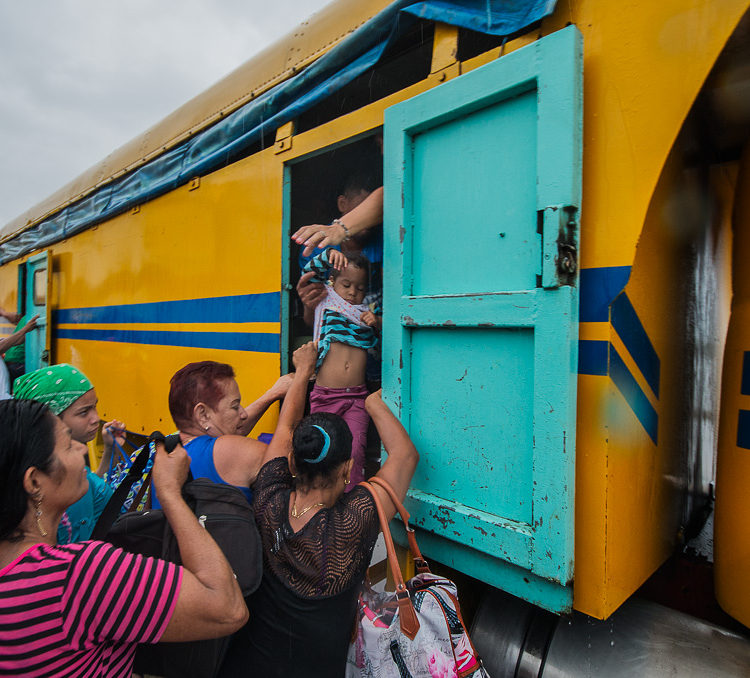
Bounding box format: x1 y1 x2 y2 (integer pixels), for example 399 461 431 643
49 147 285 436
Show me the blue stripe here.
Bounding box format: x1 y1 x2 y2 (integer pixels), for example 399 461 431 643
741 352 750 396
579 266 631 322
578 340 608 375
737 410 750 450
53 292 280 325
609 344 658 444
611 293 660 398
55 328 279 353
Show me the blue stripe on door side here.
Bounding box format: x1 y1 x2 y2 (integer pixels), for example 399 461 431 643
55 328 279 353
610 293 660 398
578 340 608 375
736 410 750 450
741 352 750 396
579 266 631 322
609 344 658 444
53 292 280 325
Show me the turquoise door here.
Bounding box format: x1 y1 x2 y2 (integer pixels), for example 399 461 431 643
23 251 52 373
382 26 582 613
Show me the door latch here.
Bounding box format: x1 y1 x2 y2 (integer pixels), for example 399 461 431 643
556 207 578 284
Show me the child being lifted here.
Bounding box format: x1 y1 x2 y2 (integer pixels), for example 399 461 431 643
301 248 381 490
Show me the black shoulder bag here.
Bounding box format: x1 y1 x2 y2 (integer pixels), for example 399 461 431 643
91 432 262 678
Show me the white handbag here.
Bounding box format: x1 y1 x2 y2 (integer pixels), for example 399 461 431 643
346 477 490 678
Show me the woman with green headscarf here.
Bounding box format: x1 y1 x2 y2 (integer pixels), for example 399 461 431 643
13 363 123 544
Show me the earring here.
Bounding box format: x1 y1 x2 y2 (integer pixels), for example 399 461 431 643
34 496 48 538
344 478 351 486
204 425 210 432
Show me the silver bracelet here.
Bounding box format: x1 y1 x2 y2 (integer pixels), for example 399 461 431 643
332 218 351 241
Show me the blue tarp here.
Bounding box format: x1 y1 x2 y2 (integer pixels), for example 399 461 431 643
0 0 556 263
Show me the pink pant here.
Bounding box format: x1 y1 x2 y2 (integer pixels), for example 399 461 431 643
309 384 369 491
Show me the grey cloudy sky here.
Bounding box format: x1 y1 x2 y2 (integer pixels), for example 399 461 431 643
0 0 331 226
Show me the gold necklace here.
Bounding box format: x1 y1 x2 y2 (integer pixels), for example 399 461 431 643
291 500 325 519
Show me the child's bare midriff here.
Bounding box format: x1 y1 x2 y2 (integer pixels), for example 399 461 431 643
316 343 368 388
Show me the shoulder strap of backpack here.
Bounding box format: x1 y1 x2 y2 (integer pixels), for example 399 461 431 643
91 441 154 540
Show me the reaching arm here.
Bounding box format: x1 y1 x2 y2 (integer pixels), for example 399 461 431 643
237 373 295 437
261 341 317 466
368 391 419 522
293 186 384 257
0 315 38 354
96 420 126 477
154 442 248 642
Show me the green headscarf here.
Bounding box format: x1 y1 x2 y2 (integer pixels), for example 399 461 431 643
13 364 94 416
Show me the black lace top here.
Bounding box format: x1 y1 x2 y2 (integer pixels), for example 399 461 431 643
253 456 379 598
219 457 380 677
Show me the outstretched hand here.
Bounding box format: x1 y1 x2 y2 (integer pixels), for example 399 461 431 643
102 419 126 449
292 341 317 378
365 389 383 413
327 249 347 271
22 315 39 333
292 223 348 257
296 271 327 310
152 441 191 497
266 373 295 401
361 311 381 330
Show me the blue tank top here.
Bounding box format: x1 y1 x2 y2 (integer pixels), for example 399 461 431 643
151 435 253 508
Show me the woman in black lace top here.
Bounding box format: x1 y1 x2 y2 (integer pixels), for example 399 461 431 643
219 343 419 677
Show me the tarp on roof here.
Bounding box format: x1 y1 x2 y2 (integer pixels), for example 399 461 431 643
0 0 556 263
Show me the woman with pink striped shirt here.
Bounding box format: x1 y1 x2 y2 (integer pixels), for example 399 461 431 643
0 399 248 678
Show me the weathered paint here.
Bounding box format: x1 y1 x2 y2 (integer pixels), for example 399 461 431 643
383 26 582 613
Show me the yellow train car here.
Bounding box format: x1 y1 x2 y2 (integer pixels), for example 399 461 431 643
2 0 750 673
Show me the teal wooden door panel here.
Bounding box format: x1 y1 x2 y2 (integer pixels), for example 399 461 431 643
24 251 51 372
383 26 582 613
411 89 539 295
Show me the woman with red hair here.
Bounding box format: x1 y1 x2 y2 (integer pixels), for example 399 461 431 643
154 357 308 506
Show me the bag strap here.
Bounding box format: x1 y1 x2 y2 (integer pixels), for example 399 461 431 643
367 476 430 574
91 440 154 540
129 468 154 511
360 481 420 640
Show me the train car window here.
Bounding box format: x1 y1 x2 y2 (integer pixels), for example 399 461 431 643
288 134 383 346
222 128 278 168
287 134 384 474
296 21 433 135
33 268 46 306
456 25 540 63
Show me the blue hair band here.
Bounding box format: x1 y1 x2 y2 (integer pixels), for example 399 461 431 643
304 425 331 464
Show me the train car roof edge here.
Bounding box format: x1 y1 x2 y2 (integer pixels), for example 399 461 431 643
0 0 556 257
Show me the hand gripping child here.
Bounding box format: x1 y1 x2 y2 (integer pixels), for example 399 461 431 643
301 248 381 490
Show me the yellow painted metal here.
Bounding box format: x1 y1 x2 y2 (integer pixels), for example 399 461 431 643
0 264 18 333
715 142 750 627
429 23 460 83
574 132 736 618
45 146 285 437
275 121 295 154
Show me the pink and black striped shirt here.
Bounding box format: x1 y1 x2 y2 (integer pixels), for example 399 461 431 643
0 540 182 677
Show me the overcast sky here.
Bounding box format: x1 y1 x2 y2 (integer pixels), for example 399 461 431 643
0 0 332 226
